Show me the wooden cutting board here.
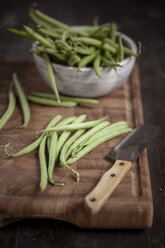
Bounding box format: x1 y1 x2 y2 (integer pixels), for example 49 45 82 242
0 62 153 229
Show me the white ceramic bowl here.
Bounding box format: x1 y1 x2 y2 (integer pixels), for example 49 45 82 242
33 32 137 98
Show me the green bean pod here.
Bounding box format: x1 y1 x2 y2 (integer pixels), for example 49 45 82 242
36 116 106 135
78 50 100 69
29 92 99 104
118 35 124 61
37 27 60 39
93 54 102 78
29 9 54 30
110 22 117 42
0 88 16 130
8 29 32 40
39 134 48 191
48 131 58 184
71 37 102 47
34 9 69 30
27 95 76 107
13 73 30 128
23 25 54 48
74 46 96 55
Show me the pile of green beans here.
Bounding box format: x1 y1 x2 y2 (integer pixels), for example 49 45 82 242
5 114 132 191
8 7 141 100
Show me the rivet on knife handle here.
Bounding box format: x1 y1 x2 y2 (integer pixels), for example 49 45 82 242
84 160 132 214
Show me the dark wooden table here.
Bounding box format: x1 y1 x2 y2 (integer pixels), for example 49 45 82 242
0 0 165 247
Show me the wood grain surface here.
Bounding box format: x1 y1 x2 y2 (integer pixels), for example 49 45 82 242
0 62 153 228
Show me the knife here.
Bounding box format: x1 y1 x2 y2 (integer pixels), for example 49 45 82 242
84 124 160 214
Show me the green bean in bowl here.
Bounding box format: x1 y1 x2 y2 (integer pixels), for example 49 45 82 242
8 7 141 98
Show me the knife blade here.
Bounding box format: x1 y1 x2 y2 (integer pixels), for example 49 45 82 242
84 124 160 214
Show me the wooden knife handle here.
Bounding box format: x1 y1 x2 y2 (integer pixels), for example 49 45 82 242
84 160 132 214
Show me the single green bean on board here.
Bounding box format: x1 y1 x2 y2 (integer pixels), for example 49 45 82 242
13 73 30 128
29 92 99 104
36 116 106 135
26 95 77 107
39 134 48 192
0 88 16 130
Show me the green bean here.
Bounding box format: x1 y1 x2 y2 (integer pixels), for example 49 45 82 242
71 37 102 47
23 25 54 48
0 88 16 130
118 35 124 61
70 28 89 36
36 116 106 135
29 9 54 29
42 52 61 102
78 50 100 69
39 134 48 191
66 121 110 160
29 92 99 104
9 115 62 158
60 129 86 182
7 29 32 40
74 46 96 55
55 115 87 163
13 73 30 128
27 95 76 107
48 131 58 184
111 22 117 42
47 135 51 152
34 9 69 30
66 128 132 165
93 54 102 78
37 27 60 39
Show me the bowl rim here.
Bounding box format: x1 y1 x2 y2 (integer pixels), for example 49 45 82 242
33 30 137 71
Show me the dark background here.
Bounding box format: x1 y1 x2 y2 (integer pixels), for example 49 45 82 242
0 0 165 247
